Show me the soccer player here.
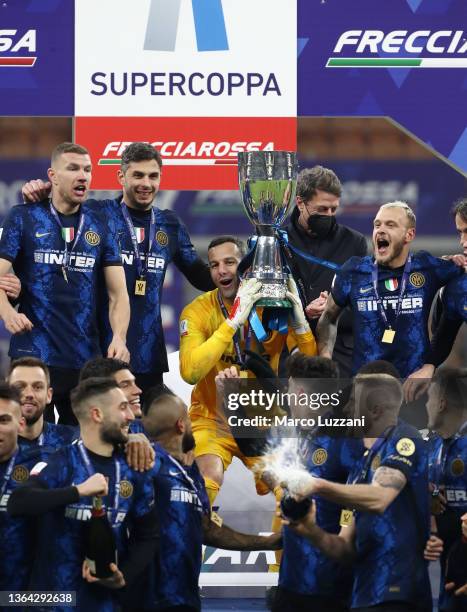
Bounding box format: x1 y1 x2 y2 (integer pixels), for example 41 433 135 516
22 142 213 396
0 382 52 594
0 142 130 425
430 199 467 365
8 377 156 612
317 201 463 379
80 357 144 430
426 368 467 612
282 373 432 612
179 235 317 505
271 354 363 612
142 385 282 612
7 357 77 451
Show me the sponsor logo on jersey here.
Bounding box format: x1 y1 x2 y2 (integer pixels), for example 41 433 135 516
121 252 166 270
156 230 168 246
396 438 416 457
65 504 127 523
119 480 133 498
409 272 425 288
34 251 96 270
85 230 100 246
170 487 203 510
312 448 327 466
445 488 467 503
357 296 423 312
451 458 465 476
12 465 29 483
384 278 399 291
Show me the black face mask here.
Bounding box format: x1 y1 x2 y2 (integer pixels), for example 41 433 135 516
307 213 336 238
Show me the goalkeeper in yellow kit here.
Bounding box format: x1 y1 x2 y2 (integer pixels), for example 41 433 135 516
179 236 317 505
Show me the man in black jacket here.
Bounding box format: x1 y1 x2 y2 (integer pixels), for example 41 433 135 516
285 165 367 377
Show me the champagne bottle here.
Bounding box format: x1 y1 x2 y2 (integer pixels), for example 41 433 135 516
84 496 117 579
445 536 467 589
280 490 311 521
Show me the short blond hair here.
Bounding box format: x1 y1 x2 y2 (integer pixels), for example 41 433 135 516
379 201 416 228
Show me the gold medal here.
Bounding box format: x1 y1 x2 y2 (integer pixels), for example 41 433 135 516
340 509 353 527
382 329 396 344
135 279 146 296
239 370 248 379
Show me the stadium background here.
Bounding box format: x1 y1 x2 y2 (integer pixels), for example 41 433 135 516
0 115 465 373
0 116 465 608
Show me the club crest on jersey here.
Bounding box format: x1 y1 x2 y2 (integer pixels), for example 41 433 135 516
12 465 29 483
384 278 398 292
409 272 425 288
119 480 133 498
61 227 75 243
451 458 464 477
396 438 415 456
135 227 145 243
312 448 327 466
85 230 100 246
156 230 169 247
180 319 189 337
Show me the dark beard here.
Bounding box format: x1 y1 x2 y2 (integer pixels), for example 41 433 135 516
182 431 196 453
100 421 128 446
24 409 44 427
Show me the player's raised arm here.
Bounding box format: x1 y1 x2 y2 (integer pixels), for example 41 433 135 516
104 265 130 362
0 258 32 334
316 294 343 359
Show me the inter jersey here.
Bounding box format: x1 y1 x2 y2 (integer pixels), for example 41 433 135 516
149 444 210 610
349 421 431 609
442 274 467 323
280 433 363 600
0 447 51 591
30 443 154 612
91 198 201 375
18 421 78 454
0 202 122 369
428 429 467 612
331 251 462 377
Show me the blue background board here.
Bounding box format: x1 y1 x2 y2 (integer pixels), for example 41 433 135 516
297 0 467 173
0 0 74 115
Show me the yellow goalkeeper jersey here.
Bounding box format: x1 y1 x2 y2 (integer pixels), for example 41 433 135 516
179 288 317 425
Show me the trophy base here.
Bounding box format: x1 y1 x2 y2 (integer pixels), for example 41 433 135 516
256 298 291 308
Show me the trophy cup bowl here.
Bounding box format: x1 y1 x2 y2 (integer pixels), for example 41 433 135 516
238 151 298 307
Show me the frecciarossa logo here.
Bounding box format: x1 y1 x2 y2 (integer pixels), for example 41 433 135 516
0 29 37 67
327 29 467 68
74 116 297 190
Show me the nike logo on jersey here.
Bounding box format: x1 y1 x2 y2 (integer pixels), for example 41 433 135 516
359 286 372 294
35 232 51 238
169 470 181 477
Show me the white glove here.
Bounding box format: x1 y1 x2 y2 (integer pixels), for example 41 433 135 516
226 278 262 330
286 277 311 335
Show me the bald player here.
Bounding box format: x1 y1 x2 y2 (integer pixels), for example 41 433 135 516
143 385 282 612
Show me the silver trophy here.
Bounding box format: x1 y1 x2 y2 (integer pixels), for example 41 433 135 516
238 151 298 307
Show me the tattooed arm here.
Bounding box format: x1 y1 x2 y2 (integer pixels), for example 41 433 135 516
294 466 407 515
316 295 344 358
202 516 282 551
